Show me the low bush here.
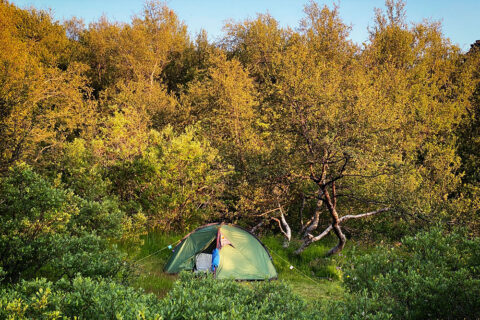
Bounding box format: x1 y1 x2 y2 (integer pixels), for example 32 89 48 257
340 228 480 319
43 233 133 283
1 232 132 285
69 198 125 239
320 290 393 320
161 272 314 320
0 276 163 320
0 272 316 320
0 165 130 284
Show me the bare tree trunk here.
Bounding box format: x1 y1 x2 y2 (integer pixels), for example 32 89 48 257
328 224 346 256
301 198 322 237
299 194 305 231
294 224 332 254
250 204 291 247
270 207 291 248
150 61 158 86
278 203 291 248
321 182 346 256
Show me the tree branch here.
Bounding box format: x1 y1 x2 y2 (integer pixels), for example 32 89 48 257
250 220 264 234
339 207 391 223
271 217 287 236
295 225 332 254
252 207 280 217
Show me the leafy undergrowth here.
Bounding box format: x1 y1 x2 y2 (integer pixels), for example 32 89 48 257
163 272 315 319
0 272 317 320
341 228 480 319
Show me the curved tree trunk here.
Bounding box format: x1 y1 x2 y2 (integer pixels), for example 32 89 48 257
322 182 346 256
294 224 332 254
301 199 322 238
328 224 346 256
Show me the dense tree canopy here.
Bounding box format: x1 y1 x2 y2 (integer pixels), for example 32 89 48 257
0 0 479 254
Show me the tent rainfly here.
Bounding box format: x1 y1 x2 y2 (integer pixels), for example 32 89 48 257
164 223 277 280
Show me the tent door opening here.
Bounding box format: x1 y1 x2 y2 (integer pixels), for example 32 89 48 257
194 239 217 272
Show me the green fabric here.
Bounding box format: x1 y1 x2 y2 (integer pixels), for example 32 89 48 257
164 224 277 280
216 225 277 280
164 225 218 273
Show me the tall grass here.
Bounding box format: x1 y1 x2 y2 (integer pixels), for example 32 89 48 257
119 231 184 297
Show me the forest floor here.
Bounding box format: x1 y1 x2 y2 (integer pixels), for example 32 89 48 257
122 230 353 304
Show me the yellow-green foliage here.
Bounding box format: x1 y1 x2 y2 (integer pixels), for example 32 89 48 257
2 0 478 235
0 2 96 170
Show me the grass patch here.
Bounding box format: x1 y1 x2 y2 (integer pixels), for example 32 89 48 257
134 258 177 297
120 231 183 298
261 234 346 279
261 235 346 302
289 279 344 303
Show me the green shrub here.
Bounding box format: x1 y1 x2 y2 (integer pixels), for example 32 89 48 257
44 233 133 283
160 272 314 320
0 164 77 240
0 276 163 320
69 198 124 239
107 126 229 231
57 138 112 201
56 276 163 319
320 290 393 320
1 233 132 285
0 165 129 284
0 235 56 283
0 278 61 320
342 228 480 319
1 273 318 320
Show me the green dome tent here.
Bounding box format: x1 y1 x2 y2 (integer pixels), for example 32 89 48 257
164 223 277 280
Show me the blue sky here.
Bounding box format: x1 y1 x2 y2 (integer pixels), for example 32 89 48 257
10 0 480 51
